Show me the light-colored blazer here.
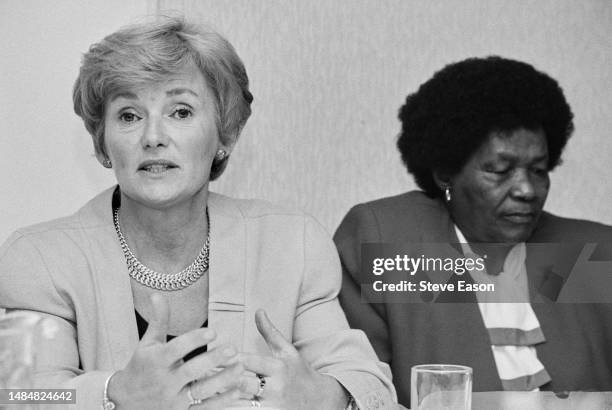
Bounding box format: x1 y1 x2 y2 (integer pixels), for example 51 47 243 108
0 187 396 410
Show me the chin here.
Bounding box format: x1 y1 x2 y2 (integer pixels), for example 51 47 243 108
131 188 186 209
497 225 536 244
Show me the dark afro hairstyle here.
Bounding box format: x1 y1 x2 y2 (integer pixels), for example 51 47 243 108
396 56 574 198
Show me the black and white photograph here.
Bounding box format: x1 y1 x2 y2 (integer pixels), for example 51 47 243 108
1 1 611 409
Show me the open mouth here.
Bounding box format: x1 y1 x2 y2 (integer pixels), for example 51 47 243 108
138 160 178 174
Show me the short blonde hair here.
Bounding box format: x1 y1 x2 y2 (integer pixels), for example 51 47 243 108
73 16 253 180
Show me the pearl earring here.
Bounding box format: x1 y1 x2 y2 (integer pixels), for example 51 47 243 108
444 186 452 202
215 150 227 161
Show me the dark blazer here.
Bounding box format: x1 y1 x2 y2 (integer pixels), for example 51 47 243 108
334 191 612 406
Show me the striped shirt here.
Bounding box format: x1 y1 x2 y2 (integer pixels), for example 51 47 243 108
454 226 551 391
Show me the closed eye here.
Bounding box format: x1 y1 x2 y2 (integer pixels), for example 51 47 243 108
486 168 510 175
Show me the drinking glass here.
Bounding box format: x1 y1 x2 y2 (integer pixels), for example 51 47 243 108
411 364 472 410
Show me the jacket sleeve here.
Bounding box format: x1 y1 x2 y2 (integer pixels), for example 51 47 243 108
333 204 393 366
292 215 397 410
0 232 112 410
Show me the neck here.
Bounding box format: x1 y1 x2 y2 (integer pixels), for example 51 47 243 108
452 218 515 275
118 188 209 270
469 243 513 275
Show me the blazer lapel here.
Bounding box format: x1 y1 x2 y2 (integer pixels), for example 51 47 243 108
77 187 138 369
421 201 499 384
207 193 246 350
418 209 479 303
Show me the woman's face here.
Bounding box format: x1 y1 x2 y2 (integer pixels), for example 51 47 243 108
446 128 550 243
102 64 224 209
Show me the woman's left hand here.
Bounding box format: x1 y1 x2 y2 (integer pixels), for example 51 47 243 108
238 309 349 409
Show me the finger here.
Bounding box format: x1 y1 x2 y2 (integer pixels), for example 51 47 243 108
255 309 294 356
240 353 283 376
190 362 244 399
177 344 238 384
141 293 169 344
192 388 241 409
163 327 217 365
236 375 258 399
236 373 267 399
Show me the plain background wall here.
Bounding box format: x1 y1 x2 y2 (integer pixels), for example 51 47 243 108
1 0 611 243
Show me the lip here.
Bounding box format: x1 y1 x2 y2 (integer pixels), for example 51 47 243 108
501 211 537 224
138 159 178 169
137 159 179 174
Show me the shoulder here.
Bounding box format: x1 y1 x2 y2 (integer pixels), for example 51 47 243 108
208 193 339 289
0 189 114 316
360 190 443 215
0 187 114 287
533 212 612 242
209 192 304 220
1 188 113 255
208 192 325 237
208 193 334 259
334 190 449 243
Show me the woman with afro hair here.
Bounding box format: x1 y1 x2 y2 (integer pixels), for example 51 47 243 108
334 56 612 406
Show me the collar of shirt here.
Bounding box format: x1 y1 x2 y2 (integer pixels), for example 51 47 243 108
454 224 529 302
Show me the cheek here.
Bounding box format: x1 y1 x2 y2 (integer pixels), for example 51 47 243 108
195 138 217 163
459 181 499 213
105 141 129 167
195 126 220 160
104 137 136 172
539 176 551 196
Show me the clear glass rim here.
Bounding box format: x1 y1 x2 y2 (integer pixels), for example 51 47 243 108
412 364 473 374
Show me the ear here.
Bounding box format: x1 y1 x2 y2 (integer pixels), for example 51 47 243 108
219 132 238 156
432 169 452 191
95 150 108 167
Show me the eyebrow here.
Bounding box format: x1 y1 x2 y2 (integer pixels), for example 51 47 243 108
496 153 549 162
109 88 199 102
166 88 199 97
109 91 138 102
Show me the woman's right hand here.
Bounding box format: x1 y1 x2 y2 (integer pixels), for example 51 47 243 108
107 294 243 409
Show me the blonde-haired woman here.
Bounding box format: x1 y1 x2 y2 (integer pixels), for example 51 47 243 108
0 17 395 410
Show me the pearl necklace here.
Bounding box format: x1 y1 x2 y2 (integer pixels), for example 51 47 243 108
113 207 210 291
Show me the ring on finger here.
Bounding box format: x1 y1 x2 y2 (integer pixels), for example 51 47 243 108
254 373 266 399
187 381 203 406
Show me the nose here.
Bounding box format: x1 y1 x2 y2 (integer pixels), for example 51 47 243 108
141 117 169 149
510 169 536 201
